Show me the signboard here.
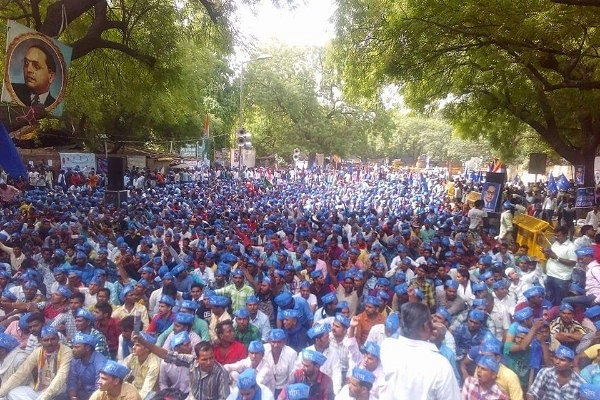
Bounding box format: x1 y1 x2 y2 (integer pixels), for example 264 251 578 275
576 187 596 208
59 152 96 173
180 144 196 158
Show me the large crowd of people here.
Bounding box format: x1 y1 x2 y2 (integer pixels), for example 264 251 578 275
0 162 598 400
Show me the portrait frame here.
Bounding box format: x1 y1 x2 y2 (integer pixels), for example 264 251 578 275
482 182 501 212
3 32 68 112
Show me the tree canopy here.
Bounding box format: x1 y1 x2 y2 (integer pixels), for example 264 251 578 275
334 0 600 183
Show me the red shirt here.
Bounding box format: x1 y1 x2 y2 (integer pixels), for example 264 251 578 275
95 317 121 357
43 303 64 320
213 340 247 365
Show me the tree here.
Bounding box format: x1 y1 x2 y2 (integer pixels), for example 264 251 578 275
334 0 600 185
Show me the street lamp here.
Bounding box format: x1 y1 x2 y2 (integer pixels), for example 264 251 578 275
238 54 271 173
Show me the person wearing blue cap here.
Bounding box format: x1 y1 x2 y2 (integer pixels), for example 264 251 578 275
314 292 339 326
296 281 319 315
112 285 150 329
234 307 262 348
275 291 314 330
246 295 272 342
451 308 493 359
146 294 176 336
208 295 232 342
74 308 111 357
90 360 140 400
156 302 210 348
335 367 376 400
562 246 600 309
225 368 274 400
121 332 160 399
548 302 587 351
528 344 585 400
296 323 342 393
0 324 73 400
409 264 436 311
213 267 255 313
354 296 386 347
64 333 107 400
262 329 297 397
435 279 466 316
0 332 27 385
287 349 334 400
514 285 553 321
223 341 276 393
281 383 310 400
461 355 507 400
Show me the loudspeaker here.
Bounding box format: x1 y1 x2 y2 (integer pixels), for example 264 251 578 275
107 157 125 190
105 190 128 207
528 153 547 175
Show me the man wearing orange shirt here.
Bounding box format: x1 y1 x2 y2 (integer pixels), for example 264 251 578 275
354 296 386 347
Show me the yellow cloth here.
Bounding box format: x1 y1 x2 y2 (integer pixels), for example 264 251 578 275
89 382 142 400
112 303 150 328
123 353 160 398
0 344 73 400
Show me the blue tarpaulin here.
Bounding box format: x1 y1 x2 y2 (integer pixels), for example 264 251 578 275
0 123 27 178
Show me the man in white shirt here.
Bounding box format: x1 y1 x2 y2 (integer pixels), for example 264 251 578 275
586 205 600 231
263 329 297 399
543 226 578 305
467 200 487 232
380 303 460 400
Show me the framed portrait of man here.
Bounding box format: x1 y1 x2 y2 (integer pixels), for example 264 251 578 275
1 20 72 116
574 165 585 186
482 182 501 212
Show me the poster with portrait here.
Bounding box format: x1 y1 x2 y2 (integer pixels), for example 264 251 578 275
482 182 501 212
2 20 72 116
574 165 585 186
575 187 595 208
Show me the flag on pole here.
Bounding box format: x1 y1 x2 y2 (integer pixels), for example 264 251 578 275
0 122 27 178
547 172 557 194
557 174 571 191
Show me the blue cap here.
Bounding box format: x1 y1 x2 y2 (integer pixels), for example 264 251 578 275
75 308 96 322
310 270 323 279
435 307 453 323
585 305 600 319
385 312 400 332
121 285 135 301
274 292 293 307
269 329 287 341
0 333 20 351
351 367 376 384
302 349 327 366
413 287 424 300
472 283 486 293
334 314 350 328
307 323 331 339
361 341 380 358
101 360 130 379
477 355 499 372
523 286 544 299
394 283 408 296
321 292 337 305
232 269 244 278
282 309 299 319
513 307 534 322
555 344 575 360
492 280 507 290
445 280 459 289
516 325 530 335
376 277 390 286
159 294 176 307
479 271 493 281
472 298 487 308
41 325 59 338
139 332 157 345
1 290 17 302
237 368 257 389
365 295 381 307
56 285 73 298
481 338 502 355
468 309 486 322
576 247 595 257
286 383 310 400
175 312 195 325
140 266 154 274
210 295 229 307
170 331 191 349
235 308 250 318
135 280 149 289
180 300 199 311
580 383 600 400
72 333 97 347
246 295 259 305
560 302 575 312
248 340 265 353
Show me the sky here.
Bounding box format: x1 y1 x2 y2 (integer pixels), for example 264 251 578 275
233 0 338 57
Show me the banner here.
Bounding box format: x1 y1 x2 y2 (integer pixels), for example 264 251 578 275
575 187 595 208
574 165 584 186
2 20 72 116
59 152 96 173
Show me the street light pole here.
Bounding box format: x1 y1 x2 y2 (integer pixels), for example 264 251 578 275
238 54 271 176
